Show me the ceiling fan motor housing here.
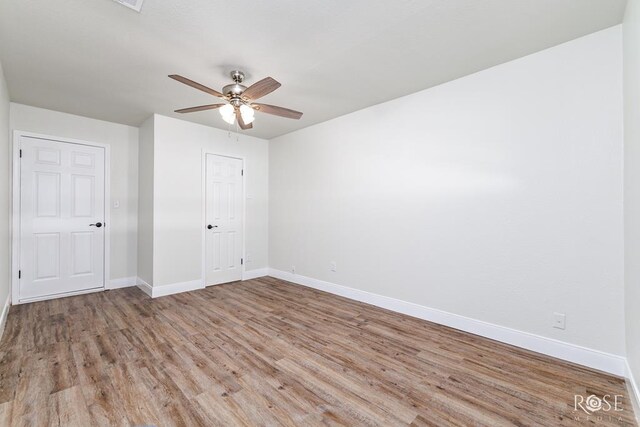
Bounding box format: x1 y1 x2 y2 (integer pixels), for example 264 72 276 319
223 83 247 97
223 71 247 107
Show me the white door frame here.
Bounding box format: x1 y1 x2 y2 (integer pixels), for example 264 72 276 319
201 150 246 287
11 131 111 304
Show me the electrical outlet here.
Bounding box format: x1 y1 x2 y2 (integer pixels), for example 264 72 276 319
553 312 566 330
291 266 296 274
246 252 252 263
330 261 337 272
113 200 120 209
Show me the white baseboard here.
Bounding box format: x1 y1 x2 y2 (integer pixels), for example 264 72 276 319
147 279 204 298
0 293 10 343
627 361 640 422
242 268 269 281
108 276 137 290
268 269 627 377
136 277 153 297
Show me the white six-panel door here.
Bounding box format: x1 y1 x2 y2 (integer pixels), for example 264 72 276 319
205 154 243 286
19 136 106 301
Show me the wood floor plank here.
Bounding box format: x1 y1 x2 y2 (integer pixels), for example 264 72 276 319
106 362 163 426
0 401 13 426
81 379 129 427
0 277 636 426
46 386 93 427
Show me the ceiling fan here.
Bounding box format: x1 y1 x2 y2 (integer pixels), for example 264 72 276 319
169 70 303 130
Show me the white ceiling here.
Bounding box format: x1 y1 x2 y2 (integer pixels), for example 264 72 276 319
0 0 627 139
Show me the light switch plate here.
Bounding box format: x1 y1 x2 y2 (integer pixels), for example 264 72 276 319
553 312 566 330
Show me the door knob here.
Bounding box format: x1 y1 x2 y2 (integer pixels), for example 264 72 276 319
207 224 218 230
90 222 103 228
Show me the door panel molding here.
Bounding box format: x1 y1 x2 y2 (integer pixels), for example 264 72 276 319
12 131 111 304
201 150 246 287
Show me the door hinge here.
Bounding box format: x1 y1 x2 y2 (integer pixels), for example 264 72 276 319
18 270 21 279
241 169 244 176
241 258 244 265
19 149 22 158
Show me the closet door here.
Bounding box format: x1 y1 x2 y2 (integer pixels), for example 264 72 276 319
19 136 105 301
205 154 243 286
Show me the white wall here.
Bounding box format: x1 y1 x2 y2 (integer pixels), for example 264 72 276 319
137 115 154 285
10 103 139 282
151 114 268 287
269 27 625 355
624 0 640 399
0 62 10 312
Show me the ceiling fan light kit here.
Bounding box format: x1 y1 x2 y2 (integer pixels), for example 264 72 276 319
239 105 255 124
169 70 302 131
219 104 235 125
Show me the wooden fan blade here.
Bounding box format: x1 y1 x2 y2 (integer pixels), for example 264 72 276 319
242 77 281 101
236 108 253 130
174 104 225 114
252 103 303 119
169 75 224 98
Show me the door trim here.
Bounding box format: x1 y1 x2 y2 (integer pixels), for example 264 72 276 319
11 131 111 304
201 150 246 287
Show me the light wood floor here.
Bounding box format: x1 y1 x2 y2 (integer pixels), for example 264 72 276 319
0 277 636 426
